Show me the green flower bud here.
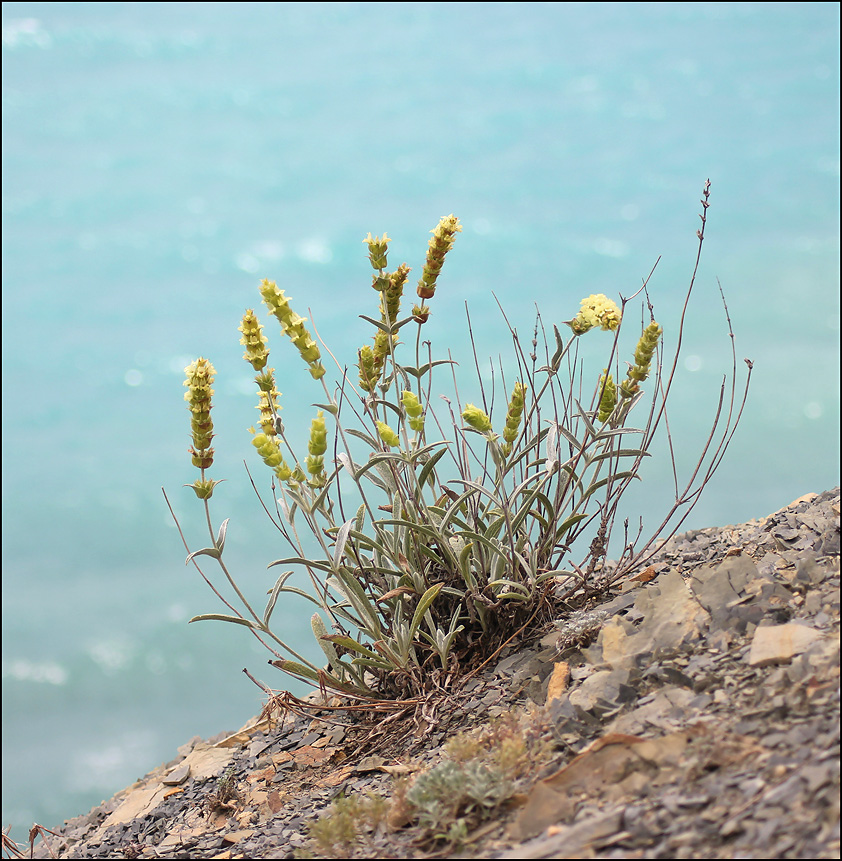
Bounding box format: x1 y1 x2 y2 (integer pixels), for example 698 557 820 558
412 304 430 324
402 390 425 433
186 478 222 499
376 421 401 448
462 403 493 433
308 411 327 456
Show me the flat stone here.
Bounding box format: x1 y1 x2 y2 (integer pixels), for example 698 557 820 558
747 623 825 666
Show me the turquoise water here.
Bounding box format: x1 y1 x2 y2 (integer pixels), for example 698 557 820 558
2 1 839 837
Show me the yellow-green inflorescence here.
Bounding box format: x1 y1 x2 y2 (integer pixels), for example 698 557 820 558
412 214 462 323
597 372 617 423
376 421 400 448
183 357 221 499
568 294 623 335
502 381 527 456
258 279 325 380
255 386 282 436
238 309 269 371
462 403 493 433
417 214 462 300
249 428 292 482
620 320 663 399
358 235 407 393
401 390 425 433
306 410 327 485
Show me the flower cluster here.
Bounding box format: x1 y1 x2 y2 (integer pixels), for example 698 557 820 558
502 381 526 455
183 358 220 498
363 232 391 272
402 390 425 433
621 321 662 398
597 372 617 422
249 428 293 482
416 214 462 302
376 420 400 448
255 387 282 436
306 411 327 485
568 294 622 335
462 403 493 433
259 279 325 380
238 309 269 371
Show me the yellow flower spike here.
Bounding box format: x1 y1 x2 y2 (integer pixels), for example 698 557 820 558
358 345 380 393
402 390 425 432
567 294 623 335
417 215 462 300
462 403 493 433
306 411 327 477
376 421 401 448
259 279 324 378
502 382 527 454
250 428 290 473
597 372 617 423
363 232 391 271
621 321 662 399
380 263 410 323
256 388 281 436
274 462 292 482
238 309 269 371
308 411 327 456
373 328 398 363
183 357 216 470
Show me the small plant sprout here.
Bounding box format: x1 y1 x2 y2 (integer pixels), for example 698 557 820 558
166 182 752 704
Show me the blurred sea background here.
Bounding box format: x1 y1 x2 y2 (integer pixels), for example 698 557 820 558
2 1 839 838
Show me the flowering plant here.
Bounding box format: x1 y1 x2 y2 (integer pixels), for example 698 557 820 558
168 182 750 701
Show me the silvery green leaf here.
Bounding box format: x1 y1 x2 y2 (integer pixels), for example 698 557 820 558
346 428 381 449
546 422 558 474
186 547 220 563
408 583 443 644
313 402 338 416
336 451 357 478
264 570 293 626
358 314 392 333
322 635 382 661
333 517 355 569
416 445 448 490
401 359 456 379
214 518 230 553
332 567 382 638
312 613 342 671
555 512 588 540
268 556 332 573
189 613 260 628
574 400 597 437
586 448 650 464
550 324 566 372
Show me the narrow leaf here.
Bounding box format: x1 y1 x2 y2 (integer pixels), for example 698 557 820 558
215 518 230 553
264 570 293 627
189 613 261 629
186 547 220 563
